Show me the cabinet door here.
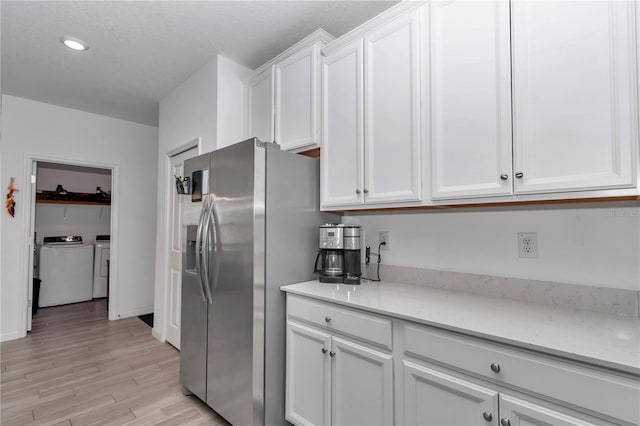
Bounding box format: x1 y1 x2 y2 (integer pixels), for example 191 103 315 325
246 67 274 143
430 0 513 199
321 41 365 208
331 336 393 426
286 321 331 426
499 394 601 426
512 1 637 194
364 10 422 204
275 44 319 151
402 360 499 426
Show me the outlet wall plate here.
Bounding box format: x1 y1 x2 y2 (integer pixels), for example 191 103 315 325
379 231 390 250
518 232 538 258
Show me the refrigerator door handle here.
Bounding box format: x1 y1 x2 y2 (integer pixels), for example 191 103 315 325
202 195 215 304
210 195 221 297
195 198 209 303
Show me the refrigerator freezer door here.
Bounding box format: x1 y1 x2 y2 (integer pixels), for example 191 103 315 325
180 225 208 401
206 140 259 426
180 153 211 401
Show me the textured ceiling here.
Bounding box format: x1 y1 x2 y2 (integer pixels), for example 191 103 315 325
1 1 397 126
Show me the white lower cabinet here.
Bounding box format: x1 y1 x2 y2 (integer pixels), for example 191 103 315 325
402 360 499 426
499 394 601 426
401 358 605 426
331 337 394 426
285 320 393 426
286 322 331 426
285 294 638 426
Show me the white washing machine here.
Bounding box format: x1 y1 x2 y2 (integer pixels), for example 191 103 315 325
93 235 110 298
39 236 95 307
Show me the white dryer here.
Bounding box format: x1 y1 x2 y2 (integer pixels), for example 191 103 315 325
39 236 95 307
93 235 110 298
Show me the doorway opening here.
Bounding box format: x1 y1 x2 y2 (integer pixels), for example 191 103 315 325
26 157 117 333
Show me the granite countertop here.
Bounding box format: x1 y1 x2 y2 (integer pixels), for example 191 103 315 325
281 280 640 376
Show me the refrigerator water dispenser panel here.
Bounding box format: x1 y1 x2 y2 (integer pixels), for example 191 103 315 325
185 225 198 274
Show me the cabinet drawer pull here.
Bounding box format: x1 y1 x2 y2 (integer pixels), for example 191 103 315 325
482 412 493 422
325 316 332 323
500 174 509 181
321 348 328 354
490 363 501 373
329 351 336 357
363 189 369 194
355 189 361 194
500 418 511 426
515 172 524 179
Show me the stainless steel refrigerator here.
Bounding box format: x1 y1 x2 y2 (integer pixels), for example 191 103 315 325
181 138 338 425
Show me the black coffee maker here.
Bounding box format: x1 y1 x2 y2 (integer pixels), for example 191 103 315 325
343 225 362 284
314 224 362 284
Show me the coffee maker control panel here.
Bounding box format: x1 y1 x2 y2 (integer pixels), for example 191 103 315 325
319 225 344 249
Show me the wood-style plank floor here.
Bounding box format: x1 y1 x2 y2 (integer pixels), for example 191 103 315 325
0 299 229 426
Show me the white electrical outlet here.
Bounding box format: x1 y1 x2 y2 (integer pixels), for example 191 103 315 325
518 232 538 258
379 231 390 250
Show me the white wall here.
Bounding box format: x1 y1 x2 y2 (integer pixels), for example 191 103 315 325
158 58 218 155
344 203 640 291
1 95 159 342
37 167 111 193
153 55 252 342
153 57 217 342
217 55 252 148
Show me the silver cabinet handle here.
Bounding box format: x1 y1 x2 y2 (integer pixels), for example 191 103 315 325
329 351 336 357
483 412 493 422
355 189 361 194
515 172 524 179
363 189 369 194
490 363 501 373
500 174 509 181
321 348 328 354
325 316 331 323
500 418 511 426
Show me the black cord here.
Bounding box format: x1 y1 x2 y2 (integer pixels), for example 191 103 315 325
363 242 386 282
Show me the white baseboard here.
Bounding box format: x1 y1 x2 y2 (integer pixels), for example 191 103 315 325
112 305 154 320
0 330 27 342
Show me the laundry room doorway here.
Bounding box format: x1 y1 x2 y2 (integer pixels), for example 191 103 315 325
25 157 118 332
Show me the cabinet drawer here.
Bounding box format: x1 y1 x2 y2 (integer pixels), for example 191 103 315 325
287 294 392 350
402 323 640 425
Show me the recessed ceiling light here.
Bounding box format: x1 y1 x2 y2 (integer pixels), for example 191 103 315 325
60 36 89 52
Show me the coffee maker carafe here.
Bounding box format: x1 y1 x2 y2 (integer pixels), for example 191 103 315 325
314 224 345 283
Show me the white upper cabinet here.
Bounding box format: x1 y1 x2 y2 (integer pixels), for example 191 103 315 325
364 9 422 204
245 67 274 143
430 0 513 199
321 41 365 208
275 44 320 151
321 5 424 210
511 1 638 194
245 30 334 152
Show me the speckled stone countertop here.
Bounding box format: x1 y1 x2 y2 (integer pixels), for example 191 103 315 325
281 280 640 376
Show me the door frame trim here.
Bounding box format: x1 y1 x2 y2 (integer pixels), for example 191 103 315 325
156 137 201 344
23 154 119 333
